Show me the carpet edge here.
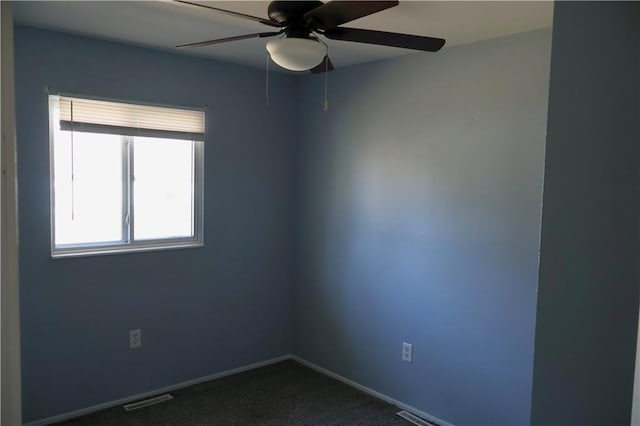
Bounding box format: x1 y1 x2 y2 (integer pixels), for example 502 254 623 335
24 354 293 426
290 355 455 426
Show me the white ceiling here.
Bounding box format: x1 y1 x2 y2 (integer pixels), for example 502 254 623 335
13 1 553 73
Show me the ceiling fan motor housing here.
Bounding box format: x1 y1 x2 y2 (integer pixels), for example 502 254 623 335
267 1 324 26
268 0 325 39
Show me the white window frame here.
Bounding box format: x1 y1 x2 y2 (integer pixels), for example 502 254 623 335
48 95 205 258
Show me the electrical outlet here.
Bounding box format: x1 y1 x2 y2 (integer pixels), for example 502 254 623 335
129 329 141 349
402 342 412 362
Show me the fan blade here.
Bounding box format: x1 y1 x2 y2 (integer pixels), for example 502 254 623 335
305 1 398 31
176 32 282 49
310 56 334 73
173 0 282 28
324 27 445 52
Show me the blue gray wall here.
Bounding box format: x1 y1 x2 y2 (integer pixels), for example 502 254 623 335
293 29 552 425
15 27 297 423
531 3 640 424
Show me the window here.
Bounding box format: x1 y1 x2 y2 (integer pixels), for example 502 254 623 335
49 95 204 257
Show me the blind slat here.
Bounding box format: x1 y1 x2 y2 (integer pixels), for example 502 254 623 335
58 96 205 140
60 121 205 141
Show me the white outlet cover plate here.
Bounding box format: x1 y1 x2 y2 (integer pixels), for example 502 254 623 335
129 329 142 349
402 342 413 362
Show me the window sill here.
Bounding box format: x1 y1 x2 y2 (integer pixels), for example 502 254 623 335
51 240 203 259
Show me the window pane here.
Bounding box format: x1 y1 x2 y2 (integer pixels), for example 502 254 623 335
53 131 123 246
133 137 194 240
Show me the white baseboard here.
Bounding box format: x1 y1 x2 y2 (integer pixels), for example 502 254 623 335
291 355 455 426
24 354 292 426
25 353 453 426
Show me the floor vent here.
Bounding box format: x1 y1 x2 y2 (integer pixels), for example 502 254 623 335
123 394 173 411
396 410 438 426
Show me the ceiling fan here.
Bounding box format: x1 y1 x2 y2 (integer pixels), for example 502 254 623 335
175 0 446 73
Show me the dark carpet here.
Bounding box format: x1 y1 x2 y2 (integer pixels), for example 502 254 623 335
57 360 410 425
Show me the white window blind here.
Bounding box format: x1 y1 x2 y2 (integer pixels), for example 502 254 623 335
58 96 205 141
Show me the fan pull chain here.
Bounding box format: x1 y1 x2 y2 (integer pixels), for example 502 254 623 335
70 100 76 220
323 56 329 111
265 53 270 107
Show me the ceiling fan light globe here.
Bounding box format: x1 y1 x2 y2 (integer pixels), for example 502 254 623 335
266 38 326 71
